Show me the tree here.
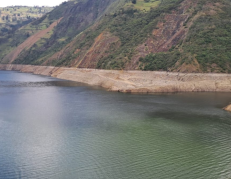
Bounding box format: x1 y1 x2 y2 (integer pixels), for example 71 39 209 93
132 0 137 4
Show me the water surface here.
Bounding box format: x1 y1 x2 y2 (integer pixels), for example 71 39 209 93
0 71 231 179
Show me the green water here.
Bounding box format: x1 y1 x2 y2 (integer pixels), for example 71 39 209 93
0 71 231 179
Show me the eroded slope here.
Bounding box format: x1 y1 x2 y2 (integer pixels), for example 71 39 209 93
1 0 231 73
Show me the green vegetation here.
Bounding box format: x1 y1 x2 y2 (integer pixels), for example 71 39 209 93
0 6 54 61
0 0 231 73
0 6 53 24
139 51 181 71
0 6 53 36
96 0 184 69
180 0 231 72
125 0 161 11
138 0 231 72
37 0 184 68
13 0 117 65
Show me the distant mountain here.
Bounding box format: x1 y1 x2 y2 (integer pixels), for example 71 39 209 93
0 0 231 73
0 6 53 36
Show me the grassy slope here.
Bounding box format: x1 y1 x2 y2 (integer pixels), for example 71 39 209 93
12 0 117 65
0 1 79 62
139 0 231 73
180 0 231 72
0 15 57 62
0 6 53 38
125 0 161 11
93 0 185 69
0 6 54 61
28 0 184 68
0 6 53 24
1 0 231 73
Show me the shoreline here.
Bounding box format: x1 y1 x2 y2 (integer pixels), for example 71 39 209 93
0 64 231 93
223 104 231 112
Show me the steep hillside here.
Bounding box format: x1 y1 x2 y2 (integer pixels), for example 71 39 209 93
1 0 231 73
0 0 117 64
0 6 54 61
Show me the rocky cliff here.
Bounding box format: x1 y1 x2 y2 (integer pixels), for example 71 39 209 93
224 104 231 112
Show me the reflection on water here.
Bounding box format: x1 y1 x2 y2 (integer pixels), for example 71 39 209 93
0 71 231 179
0 80 87 88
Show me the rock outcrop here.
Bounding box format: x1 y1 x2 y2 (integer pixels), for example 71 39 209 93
223 104 231 112
1 64 231 93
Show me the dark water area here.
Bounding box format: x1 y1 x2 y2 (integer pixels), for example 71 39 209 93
0 71 231 179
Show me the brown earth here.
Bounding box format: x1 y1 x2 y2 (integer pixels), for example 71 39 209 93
2 18 62 63
127 0 198 69
77 31 120 68
42 31 120 68
175 59 202 73
1 0 227 74
42 32 87 66
1 64 231 94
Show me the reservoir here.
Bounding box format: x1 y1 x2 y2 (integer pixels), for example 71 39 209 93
0 70 231 179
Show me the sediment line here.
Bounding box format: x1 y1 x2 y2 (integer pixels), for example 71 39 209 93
1 64 231 93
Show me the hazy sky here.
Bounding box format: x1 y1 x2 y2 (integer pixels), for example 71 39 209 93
0 0 65 7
